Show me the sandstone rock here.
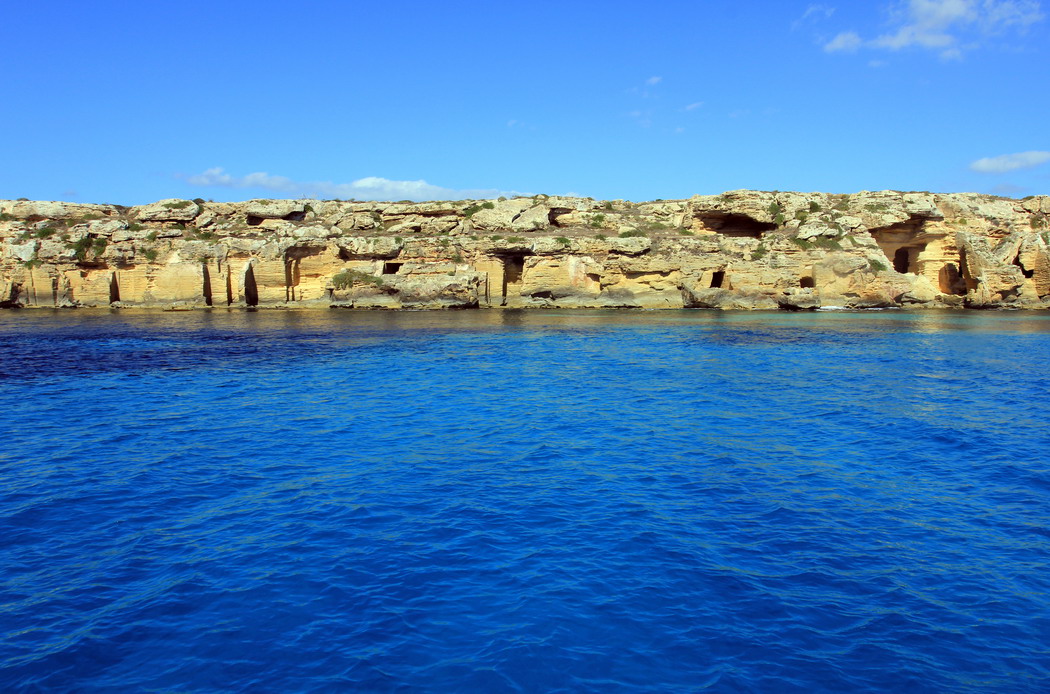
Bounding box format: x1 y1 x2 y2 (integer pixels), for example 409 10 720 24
132 199 200 222
243 199 306 219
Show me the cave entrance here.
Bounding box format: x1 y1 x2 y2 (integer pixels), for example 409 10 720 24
710 270 726 288
938 263 966 295
383 262 403 275
800 276 815 288
109 273 120 304
1013 254 1034 279
244 264 259 306
695 213 776 238
893 248 910 273
501 253 527 304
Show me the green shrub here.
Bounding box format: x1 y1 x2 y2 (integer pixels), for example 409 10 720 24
162 200 193 210
0 212 16 222
679 229 694 236
332 269 384 289
595 233 607 240
793 236 843 250
452 252 464 262
589 213 607 228
619 230 647 238
1030 215 1047 230
145 230 157 241
127 222 145 232
21 258 42 269
794 211 809 223
34 225 59 239
869 258 888 272
808 201 821 213
143 248 159 262
93 238 107 255
482 201 495 210
69 236 94 261
833 198 850 211
603 201 613 210
507 236 526 243
193 198 206 206
464 204 482 217
751 246 767 260
767 201 782 217
774 213 786 226
554 236 570 245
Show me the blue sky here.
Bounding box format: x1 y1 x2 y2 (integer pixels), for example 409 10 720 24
2 0 1047 203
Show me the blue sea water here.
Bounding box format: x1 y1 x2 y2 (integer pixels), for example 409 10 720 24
1 308 1049 693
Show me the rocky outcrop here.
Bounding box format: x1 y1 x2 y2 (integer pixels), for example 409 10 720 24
2 191 1049 310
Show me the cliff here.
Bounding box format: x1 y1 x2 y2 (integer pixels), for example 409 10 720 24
2 191 1049 310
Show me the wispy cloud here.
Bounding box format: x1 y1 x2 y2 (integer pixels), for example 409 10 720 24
823 0 1044 58
183 168 524 201
793 4 836 30
645 75 662 85
682 102 704 111
969 150 1050 173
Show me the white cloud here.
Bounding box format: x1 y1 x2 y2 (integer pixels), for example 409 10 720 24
824 31 863 52
683 102 704 111
646 75 662 85
184 167 524 201
969 150 1050 173
824 0 1044 58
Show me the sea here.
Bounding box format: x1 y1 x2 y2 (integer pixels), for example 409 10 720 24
1 308 1048 692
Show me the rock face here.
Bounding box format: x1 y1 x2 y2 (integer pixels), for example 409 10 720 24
2 191 1049 310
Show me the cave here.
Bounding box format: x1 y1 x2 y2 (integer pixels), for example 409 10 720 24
109 273 120 304
1013 254 1034 279
225 272 234 306
800 276 815 288
502 253 526 303
383 262 403 275
893 248 910 273
710 270 725 288
938 263 966 295
244 265 259 306
548 208 572 227
246 215 264 226
695 213 776 238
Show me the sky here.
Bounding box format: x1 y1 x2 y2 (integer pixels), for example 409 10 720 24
1 0 1047 204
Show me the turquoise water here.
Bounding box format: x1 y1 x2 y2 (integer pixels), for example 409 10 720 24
1 309 1049 692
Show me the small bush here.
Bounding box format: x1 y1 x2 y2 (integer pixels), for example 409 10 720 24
127 222 145 232
603 201 613 210
93 238 108 255
808 201 821 213
452 252 464 262
332 269 384 289
833 198 850 211
767 201 782 217
589 213 607 228
145 230 157 241
162 200 193 210
34 226 59 239
1029 215 1047 230
69 236 94 261
0 212 16 221
464 204 482 217
507 236 526 243
554 236 570 245
489 235 504 241
751 246 767 261
794 211 809 223
21 258 42 269
869 258 888 272
774 213 786 226
619 230 647 238
143 248 159 262
679 229 694 236
482 201 495 210
193 198 206 206
595 233 607 240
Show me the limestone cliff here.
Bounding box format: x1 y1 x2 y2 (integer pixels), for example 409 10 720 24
2 191 1049 310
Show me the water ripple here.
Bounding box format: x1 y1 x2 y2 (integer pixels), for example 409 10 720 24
1 310 1049 692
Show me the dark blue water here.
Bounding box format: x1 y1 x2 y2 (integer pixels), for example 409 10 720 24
1 309 1049 692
